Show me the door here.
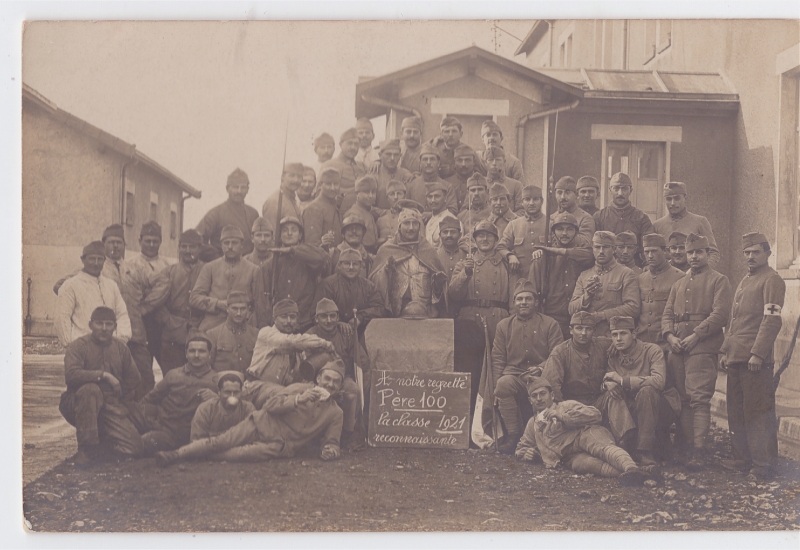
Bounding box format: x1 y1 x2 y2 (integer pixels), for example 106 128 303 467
604 141 666 220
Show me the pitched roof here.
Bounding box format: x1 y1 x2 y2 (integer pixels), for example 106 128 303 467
22 83 201 198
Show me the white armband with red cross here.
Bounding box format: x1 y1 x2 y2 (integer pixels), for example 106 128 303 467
764 304 782 316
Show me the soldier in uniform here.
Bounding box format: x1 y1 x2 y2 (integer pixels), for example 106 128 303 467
435 215 468 287
569 231 641 338
457 174 492 233
595 316 680 469
484 147 523 216
195 168 261 258
354 117 378 167
376 180 408 248
302 167 343 251
406 144 457 215
316 248 385 329
297 167 317 212
487 182 517 238
330 214 374 279
669 231 690 272
424 181 452 248
398 116 424 175
448 219 511 343
576 176 600 216
190 225 258 332
653 182 720 268
428 116 486 181
636 233 685 351
206 291 259 374
497 185 547 288
321 128 366 215
144 229 205 374
344 175 380 254
445 143 478 214
662 233 731 470
478 120 525 184
719 232 785 480
372 139 414 209
312 132 336 176
542 311 609 406
593 172 655 266
243 217 274 268
491 279 564 453
551 176 595 246
262 163 304 230
528 212 594 339
615 231 642 275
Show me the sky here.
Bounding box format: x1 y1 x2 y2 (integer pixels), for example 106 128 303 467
22 20 533 227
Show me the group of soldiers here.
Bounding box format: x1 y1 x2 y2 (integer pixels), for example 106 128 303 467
53 114 785 486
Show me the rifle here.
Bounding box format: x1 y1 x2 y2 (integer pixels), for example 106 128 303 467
269 119 290 314
541 110 558 313
479 314 502 452
774 314 800 391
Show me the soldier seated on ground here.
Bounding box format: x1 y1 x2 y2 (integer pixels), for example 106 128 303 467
59 307 143 465
594 316 680 471
515 377 651 487
189 370 256 460
156 360 346 466
245 299 336 409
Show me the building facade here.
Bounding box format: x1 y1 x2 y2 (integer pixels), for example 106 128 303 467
22 84 201 337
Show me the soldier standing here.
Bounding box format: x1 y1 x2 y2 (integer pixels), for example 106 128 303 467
615 232 642 275
262 163 304 230
429 116 486 181
593 172 654 266
406 144 457 215
484 147 523 216
302 167 343 251
456 174 492 233
497 185 547 288
636 233 685 350
321 128 366 214
445 143 478 214
372 138 414 209
576 176 600 216
354 117 378 167
551 176 595 246
478 120 525 184
398 116 425 175
720 232 785 480
668 232 690 272
312 132 336 176
434 215 467 285
195 168 260 258
486 183 517 238
653 182 720 268
243 217 274 268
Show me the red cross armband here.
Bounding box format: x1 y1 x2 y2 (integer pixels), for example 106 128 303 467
764 303 782 316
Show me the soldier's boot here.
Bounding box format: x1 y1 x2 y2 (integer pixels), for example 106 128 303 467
686 447 706 472
155 451 180 468
72 444 99 467
618 467 648 487
498 433 521 455
747 465 776 481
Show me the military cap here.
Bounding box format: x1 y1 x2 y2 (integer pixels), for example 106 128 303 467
356 117 374 131
319 167 342 183
438 215 461 232
592 231 617 246
315 297 339 315
419 143 440 159
742 232 769 250
576 176 599 190
279 216 303 233
227 168 250 187
570 311 597 327
454 143 475 158
213 370 245 390
140 220 162 238
398 208 424 226
180 229 203 245
615 231 638 246
685 232 710 252
220 225 245 241
91 306 116 322
341 214 367 233
440 116 462 130
663 182 688 196
400 301 428 320
185 333 213 352
481 120 503 137
340 128 358 144
425 181 449 196
395 199 425 213
642 233 667 248
467 173 488 190
527 376 553 395
609 172 632 187
472 219 498 240
355 175 378 193
484 146 506 161
102 224 125 242
379 138 402 154
386 179 407 192
669 232 687 246
272 298 299 317
522 185 543 198
301 351 336 376
401 116 423 131
251 217 273 234
283 163 305 176
513 278 537 298
554 176 577 192
314 133 335 148
609 316 636 331
489 182 510 199
551 212 578 229
226 290 250 306
338 248 363 263
319 359 346 380
82 241 106 258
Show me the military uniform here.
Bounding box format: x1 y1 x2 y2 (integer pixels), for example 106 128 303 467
207 320 259 374
374 163 414 210
406 175 458 215
551 204 595 247
593 200 654 266
191 398 255 441
479 148 524 184
653 182 721 268
487 174 524 216
543 338 609 405
636 261 685 346
314 272 384 327
497 211 547 288
196 199 261 257
321 153 367 215
302 192 343 249
190 256 258 332
569 260 641 338
329 242 374 279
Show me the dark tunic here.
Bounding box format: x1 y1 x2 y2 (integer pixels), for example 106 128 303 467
543 339 609 405
314 272 385 327
196 198 260 256
207 319 260 373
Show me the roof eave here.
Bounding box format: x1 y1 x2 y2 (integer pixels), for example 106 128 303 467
514 20 549 56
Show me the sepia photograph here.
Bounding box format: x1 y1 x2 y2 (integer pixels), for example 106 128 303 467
15 8 800 542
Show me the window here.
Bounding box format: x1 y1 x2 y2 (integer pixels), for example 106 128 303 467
557 22 575 68
149 191 159 222
125 191 136 226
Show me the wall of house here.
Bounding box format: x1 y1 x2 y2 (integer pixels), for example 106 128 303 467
123 162 184 258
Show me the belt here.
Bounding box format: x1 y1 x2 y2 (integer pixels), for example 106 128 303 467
461 299 509 310
676 313 709 322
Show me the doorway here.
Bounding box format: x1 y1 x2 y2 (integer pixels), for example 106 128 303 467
603 141 666 220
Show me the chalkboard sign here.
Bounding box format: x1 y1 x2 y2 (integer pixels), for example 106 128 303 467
368 370 471 450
